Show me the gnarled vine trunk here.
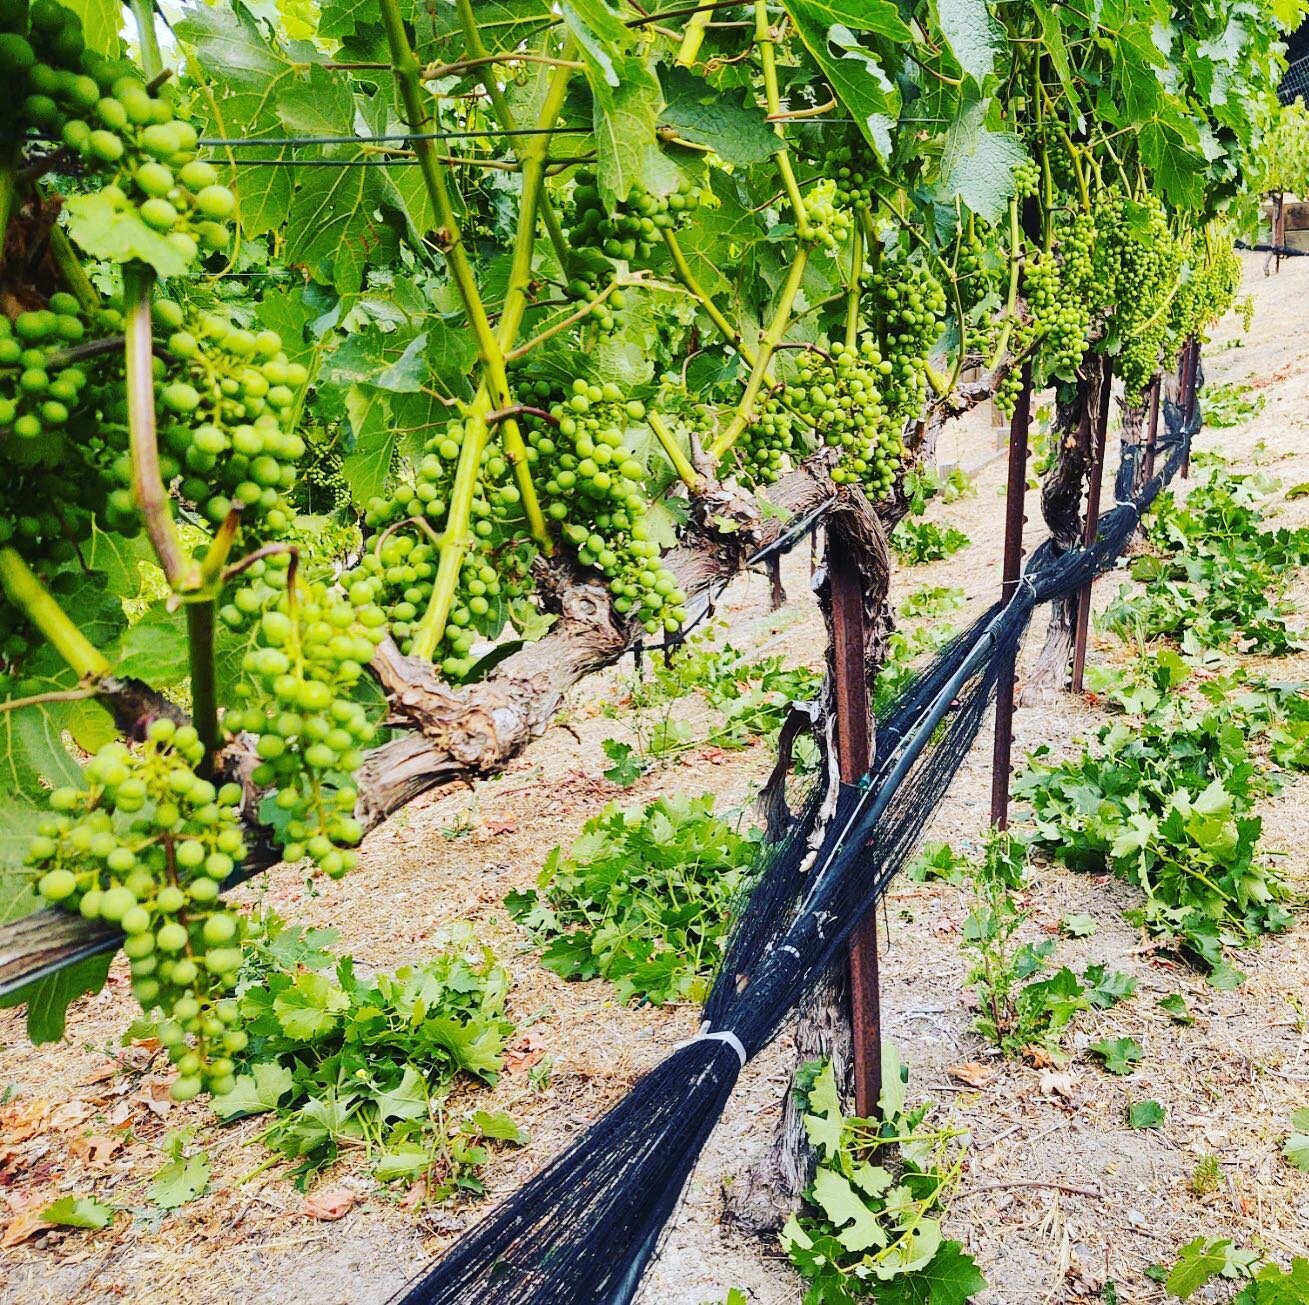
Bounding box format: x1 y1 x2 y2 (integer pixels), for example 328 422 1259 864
1022 357 1106 702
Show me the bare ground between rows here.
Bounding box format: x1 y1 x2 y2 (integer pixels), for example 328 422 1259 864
1 254 1307 1305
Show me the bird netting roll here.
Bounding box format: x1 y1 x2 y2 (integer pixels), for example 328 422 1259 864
391 396 1196 1305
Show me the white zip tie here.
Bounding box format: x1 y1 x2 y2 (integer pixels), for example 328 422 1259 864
675 1021 747 1068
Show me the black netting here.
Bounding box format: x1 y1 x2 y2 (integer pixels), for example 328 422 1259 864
391 381 1197 1305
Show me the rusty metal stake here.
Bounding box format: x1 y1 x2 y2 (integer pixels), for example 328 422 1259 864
1179 338 1198 480
990 362 1033 830
1141 374 1161 486
828 537 881 1119
1069 362 1115 693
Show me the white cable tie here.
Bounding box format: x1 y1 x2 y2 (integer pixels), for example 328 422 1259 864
675 1021 747 1068
1019 573 1038 595
779 944 801 959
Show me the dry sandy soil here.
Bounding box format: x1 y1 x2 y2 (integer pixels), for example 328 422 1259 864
1 253 1307 1305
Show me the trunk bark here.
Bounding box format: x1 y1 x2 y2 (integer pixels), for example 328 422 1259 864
1022 358 1105 703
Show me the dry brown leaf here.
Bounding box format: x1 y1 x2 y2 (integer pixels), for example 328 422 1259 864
1039 1069 1077 1098
69 1133 121 1168
48 1101 94 1131
0 1100 51 1146
483 817 517 836
1021 1045 1057 1070
400 1179 427 1211
504 1030 549 1073
80 1062 119 1085
947 1062 995 1089
1 1193 53 1249
302 1186 355 1221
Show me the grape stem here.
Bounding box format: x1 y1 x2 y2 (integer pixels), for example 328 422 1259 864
199 504 243 589
128 0 166 81
186 602 221 769
660 229 752 359
986 194 1024 372
845 220 863 350
222 542 297 585
709 249 810 461
0 151 17 262
0 547 110 680
754 1 811 238
647 411 703 492
381 0 553 662
123 264 195 591
451 0 573 270
487 404 561 429
675 5 714 66
505 275 631 362
0 685 99 715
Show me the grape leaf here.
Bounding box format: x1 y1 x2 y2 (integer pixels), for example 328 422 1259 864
0 952 114 1044
1157 993 1194 1024
1129 1100 1165 1129
40 1196 113 1229
1087 1037 1143 1074
657 67 779 166
784 2 902 158
1283 1129 1309 1172
339 386 396 508
1207 959 1246 990
931 0 1005 82
874 1240 989 1304
936 99 1028 223
63 0 122 56
1165 1238 1239 1298
148 1151 211 1209
63 192 191 278
601 739 643 787
810 1166 887 1253
113 604 191 688
563 0 674 206
210 1062 296 1120
1061 913 1098 937
471 1109 528 1143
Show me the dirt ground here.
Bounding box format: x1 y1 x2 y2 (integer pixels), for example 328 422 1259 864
2 253 1307 1305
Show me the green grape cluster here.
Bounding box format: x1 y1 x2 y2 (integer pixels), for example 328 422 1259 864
526 379 688 635
801 178 853 251
823 141 878 212
993 364 1027 419
28 719 249 1100
1037 208 1097 380
0 296 92 450
2 0 233 269
1093 189 1181 400
2 0 99 131
792 341 901 494
220 561 383 875
1 294 126 557
1169 236 1242 350
568 171 703 263
736 389 798 486
355 419 535 674
1022 248 1089 382
955 216 999 311
115 302 308 532
869 258 947 419
1012 159 1041 199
